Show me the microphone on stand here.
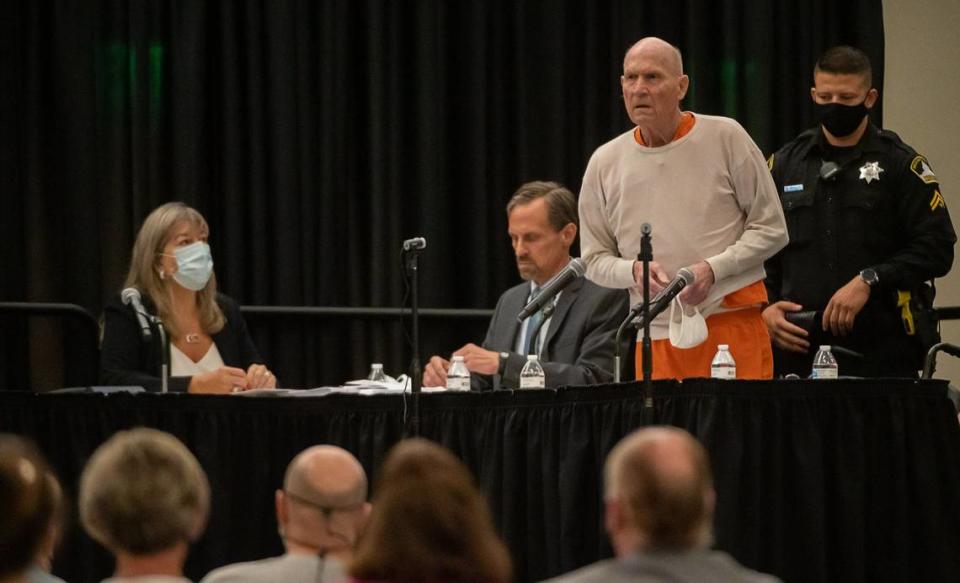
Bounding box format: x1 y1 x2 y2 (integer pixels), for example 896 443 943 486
402 237 426 251
628 267 696 326
516 258 585 323
121 287 153 341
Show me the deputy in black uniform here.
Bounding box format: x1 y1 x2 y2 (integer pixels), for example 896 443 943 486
764 46 956 377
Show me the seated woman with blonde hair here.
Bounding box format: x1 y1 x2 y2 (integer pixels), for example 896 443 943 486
349 438 512 583
100 202 276 393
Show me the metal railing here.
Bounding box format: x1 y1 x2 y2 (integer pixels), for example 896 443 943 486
0 302 100 337
239 305 494 320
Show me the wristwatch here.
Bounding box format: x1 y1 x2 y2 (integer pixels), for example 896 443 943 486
859 268 879 287
497 352 510 376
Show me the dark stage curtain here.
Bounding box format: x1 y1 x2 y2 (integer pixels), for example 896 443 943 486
0 1 884 389
1 379 959 582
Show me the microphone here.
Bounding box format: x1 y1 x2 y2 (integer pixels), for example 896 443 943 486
516 258 586 322
629 267 696 325
402 237 426 251
820 160 840 181
121 287 153 341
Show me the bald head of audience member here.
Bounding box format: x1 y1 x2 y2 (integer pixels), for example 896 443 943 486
79 428 209 578
603 427 715 556
621 37 689 147
276 445 370 560
0 434 57 583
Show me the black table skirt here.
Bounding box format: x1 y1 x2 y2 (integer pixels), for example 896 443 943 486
2 379 960 582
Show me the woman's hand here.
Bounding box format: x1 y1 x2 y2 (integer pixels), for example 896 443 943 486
246 363 277 389
188 366 250 394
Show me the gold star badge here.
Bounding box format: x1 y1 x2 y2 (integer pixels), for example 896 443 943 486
859 161 884 184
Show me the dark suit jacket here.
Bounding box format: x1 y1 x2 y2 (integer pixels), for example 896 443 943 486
99 292 263 392
476 276 630 390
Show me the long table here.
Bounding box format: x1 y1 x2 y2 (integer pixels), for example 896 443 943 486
3 379 960 582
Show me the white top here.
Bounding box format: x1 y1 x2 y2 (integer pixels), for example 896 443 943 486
579 114 788 339
170 342 225 377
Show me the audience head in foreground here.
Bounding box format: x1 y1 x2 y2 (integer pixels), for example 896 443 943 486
349 438 511 583
80 428 209 582
201 445 370 583
546 427 781 583
0 434 58 583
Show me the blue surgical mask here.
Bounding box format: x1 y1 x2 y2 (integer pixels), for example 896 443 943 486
171 242 214 291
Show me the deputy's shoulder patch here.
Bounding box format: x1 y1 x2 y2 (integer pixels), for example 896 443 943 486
910 155 938 184
767 154 774 171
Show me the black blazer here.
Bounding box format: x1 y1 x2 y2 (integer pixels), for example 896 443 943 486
476 276 630 390
99 292 263 392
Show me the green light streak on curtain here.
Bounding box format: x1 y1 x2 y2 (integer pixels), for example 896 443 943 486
721 58 737 117
149 42 164 123
102 43 130 115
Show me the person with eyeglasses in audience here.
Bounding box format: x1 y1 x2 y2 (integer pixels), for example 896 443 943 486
202 445 370 583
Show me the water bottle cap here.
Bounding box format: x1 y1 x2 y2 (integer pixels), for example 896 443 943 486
819 345 831 351
717 344 729 350
452 355 465 362
527 354 539 361
371 363 383 368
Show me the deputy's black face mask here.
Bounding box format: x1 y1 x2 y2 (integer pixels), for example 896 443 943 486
816 100 869 137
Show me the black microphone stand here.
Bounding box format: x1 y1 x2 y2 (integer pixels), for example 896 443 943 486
149 315 170 394
638 224 654 408
403 244 424 436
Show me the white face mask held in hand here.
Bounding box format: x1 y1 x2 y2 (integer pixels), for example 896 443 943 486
668 296 708 349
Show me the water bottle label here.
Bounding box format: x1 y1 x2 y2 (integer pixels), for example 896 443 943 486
519 376 545 389
446 377 471 391
710 366 736 379
812 367 838 380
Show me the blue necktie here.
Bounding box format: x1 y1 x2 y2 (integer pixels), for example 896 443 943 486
523 288 542 355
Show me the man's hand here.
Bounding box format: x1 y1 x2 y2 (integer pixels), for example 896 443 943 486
822 276 871 336
633 260 670 296
423 355 451 388
762 301 810 353
453 343 500 375
678 260 715 306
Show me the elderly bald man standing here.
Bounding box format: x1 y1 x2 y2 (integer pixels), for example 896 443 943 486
579 37 787 380
202 445 370 583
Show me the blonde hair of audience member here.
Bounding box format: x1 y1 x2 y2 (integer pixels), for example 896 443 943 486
125 201 225 340
34 471 65 575
79 428 210 577
349 438 511 583
0 434 57 583
277 445 371 559
603 426 715 555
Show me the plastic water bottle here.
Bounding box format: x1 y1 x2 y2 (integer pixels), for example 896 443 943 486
812 345 839 379
710 344 736 379
446 356 471 391
519 355 546 389
367 363 387 382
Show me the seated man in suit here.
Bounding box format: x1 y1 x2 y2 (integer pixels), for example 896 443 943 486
424 181 630 390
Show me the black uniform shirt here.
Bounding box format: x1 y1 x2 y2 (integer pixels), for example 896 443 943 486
765 124 955 322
